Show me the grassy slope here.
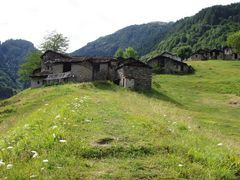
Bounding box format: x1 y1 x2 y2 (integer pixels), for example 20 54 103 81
0 61 240 179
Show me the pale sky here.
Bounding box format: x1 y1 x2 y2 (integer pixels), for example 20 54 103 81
0 0 239 52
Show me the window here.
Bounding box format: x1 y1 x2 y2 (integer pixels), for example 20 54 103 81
63 63 71 72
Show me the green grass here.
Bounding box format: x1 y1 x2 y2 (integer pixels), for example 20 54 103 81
0 60 240 179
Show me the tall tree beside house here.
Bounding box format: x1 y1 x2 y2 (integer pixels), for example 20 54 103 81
39 31 69 53
114 48 124 59
123 47 139 59
227 31 240 53
18 32 70 82
18 50 42 81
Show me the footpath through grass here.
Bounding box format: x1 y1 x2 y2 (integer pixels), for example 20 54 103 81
0 60 239 179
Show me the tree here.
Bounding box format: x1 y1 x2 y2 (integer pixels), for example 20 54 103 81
177 46 192 59
18 50 42 81
114 48 124 59
123 47 139 59
227 31 240 53
39 31 69 53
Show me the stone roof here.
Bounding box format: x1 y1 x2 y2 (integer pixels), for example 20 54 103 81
53 56 115 64
45 72 73 81
30 70 51 78
116 58 151 69
41 50 72 59
161 52 182 61
148 55 186 65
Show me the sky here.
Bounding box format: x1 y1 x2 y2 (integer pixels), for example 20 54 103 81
0 0 239 52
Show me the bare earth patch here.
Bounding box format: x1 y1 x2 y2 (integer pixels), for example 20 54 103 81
95 137 114 145
229 98 240 107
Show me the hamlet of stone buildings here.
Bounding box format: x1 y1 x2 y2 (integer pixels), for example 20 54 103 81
31 50 152 90
31 47 239 90
189 47 240 60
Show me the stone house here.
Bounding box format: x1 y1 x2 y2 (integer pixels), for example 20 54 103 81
209 49 224 60
116 58 152 90
147 54 194 74
189 48 240 60
189 49 210 60
161 52 182 62
223 47 240 60
31 50 152 90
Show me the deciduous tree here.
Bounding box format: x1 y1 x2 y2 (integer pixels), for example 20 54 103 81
114 48 124 59
123 47 139 59
39 31 69 53
227 31 240 53
18 50 42 81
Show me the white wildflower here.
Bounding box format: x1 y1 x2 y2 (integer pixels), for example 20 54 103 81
217 143 223 146
31 151 38 158
178 164 183 167
24 124 30 129
53 133 56 138
55 115 61 119
30 175 37 178
84 119 91 123
45 103 49 106
7 146 13 150
41 167 45 171
57 166 62 169
42 159 48 163
164 114 167 117
52 125 58 129
59 139 67 143
0 160 5 166
6 164 13 169
173 122 177 124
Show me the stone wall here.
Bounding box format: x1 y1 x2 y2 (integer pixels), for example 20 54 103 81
148 57 193 74
71 62 93 82
52 64 63 74
117 66 152 90
31 77 44 88
93 62 109 81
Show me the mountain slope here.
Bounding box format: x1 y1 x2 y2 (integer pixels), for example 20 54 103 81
0 61 239 179
145 3 240 59
72 3 240 60
0 39 35 99
72 22 172 57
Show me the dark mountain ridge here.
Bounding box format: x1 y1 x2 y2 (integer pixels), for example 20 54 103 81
71 22 172 57
0 39 35 99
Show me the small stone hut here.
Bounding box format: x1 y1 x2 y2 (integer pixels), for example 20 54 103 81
189 49 209 60
147 54 194 74
116 58 152 90
189 48 240 61
161 52 182 61
223 47 240 60
209 49 224 60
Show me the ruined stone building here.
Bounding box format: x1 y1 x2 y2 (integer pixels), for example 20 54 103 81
30 50 152 90
147 52 194 74
189 48 240 60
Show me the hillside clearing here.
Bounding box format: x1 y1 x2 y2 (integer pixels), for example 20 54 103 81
0 60 240 179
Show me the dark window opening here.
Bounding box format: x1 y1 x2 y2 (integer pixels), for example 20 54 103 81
63 63 71 72
94 64 100 72
37 81 40 84
181 65 184 71
234 54 237 59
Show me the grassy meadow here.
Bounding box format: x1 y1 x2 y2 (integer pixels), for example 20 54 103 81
0 60 239 179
